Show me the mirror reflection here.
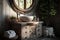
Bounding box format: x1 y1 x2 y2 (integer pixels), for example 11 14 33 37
15 0 32 9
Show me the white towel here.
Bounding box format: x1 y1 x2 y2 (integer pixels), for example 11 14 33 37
4 30 16 39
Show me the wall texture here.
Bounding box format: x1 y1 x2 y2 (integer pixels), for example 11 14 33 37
0 0 4 34
3 0 17 17
0 0 18 35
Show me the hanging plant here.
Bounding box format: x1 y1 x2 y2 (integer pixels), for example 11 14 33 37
49 9 56 16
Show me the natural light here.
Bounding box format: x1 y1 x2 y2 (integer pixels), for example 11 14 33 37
15 0 32 9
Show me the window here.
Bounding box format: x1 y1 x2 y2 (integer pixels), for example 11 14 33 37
15 0 32 9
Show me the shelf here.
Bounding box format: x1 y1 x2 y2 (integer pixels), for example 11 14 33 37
16 21 43 25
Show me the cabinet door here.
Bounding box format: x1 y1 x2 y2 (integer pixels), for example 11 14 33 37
36 23 42 37
21 25 37 40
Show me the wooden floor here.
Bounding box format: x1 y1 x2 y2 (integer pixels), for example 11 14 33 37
1 36 60 40
21 36 60 40
38 37 60 40
18 37 60 40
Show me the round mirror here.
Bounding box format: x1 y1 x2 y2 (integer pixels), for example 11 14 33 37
9 0 36 14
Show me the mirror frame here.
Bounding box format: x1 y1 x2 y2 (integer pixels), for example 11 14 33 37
9 0 36 14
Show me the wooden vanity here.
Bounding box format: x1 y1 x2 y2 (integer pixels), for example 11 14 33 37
11 21 43 40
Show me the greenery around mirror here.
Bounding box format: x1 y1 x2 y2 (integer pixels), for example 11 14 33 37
36 0 57 20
